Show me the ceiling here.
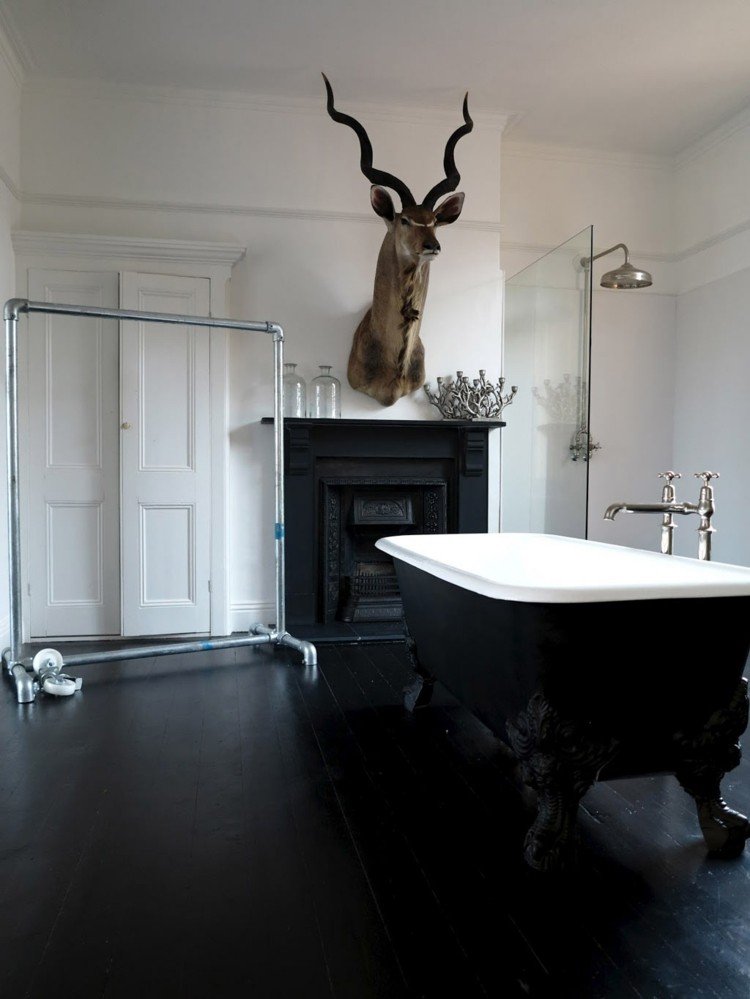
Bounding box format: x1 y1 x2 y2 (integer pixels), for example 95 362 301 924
2 0 750 157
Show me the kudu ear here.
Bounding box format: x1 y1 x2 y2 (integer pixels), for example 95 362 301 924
433 192 465 227
370 185 397 222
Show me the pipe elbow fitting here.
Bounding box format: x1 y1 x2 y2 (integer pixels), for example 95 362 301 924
3 298 29 322
11 664 36 704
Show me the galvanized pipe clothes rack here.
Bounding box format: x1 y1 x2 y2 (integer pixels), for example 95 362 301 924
3 297 316 704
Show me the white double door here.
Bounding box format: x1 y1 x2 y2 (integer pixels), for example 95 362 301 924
27 269 213 638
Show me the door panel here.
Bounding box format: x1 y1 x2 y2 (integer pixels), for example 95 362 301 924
27 271 121 637
119 272 211 635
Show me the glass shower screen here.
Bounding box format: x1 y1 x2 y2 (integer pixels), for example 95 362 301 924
501 225 593 538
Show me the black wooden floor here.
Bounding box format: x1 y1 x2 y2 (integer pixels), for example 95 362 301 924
2 639 750 998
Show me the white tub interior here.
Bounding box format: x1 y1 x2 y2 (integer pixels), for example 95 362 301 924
375 532 750 604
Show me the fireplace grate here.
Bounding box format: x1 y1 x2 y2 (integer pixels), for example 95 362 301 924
349 561 401 598
341 560 403 622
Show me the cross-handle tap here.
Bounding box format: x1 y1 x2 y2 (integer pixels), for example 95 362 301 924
658 470 681 500
694 471 719 562
657 471 682 553
695 470 719 490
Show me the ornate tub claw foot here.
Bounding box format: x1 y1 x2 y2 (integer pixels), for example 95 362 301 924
507 692 618 872
675 677 750 858
521 785 584 872
693 796 750 858
404 673 435 712
402 627 435 711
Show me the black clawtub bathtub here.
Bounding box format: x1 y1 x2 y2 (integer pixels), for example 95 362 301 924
375 532 750 871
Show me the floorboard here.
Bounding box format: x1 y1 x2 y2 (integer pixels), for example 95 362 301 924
2 639 750 997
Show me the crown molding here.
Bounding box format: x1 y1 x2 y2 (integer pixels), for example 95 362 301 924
21 75 512 131
501 238 672 265
500 239 554 258
676 104 750 169
0 161 20 202
501 139 671 172
19 190 503 232
674 215 750 261
11 231 247 266
503 225 750 274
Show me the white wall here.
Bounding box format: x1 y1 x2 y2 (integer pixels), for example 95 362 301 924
673 268 750 563
15 81 505 629
500 141 678 552
0 26 22 650
9 71 750 640
670 111 750 563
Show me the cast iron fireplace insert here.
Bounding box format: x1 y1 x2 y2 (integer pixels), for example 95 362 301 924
262 417 504 642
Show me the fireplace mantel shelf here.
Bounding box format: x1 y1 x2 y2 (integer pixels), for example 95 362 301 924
261 417 506 429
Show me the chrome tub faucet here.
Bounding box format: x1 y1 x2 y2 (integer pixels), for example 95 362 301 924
604 470 719 560
693 471 719 561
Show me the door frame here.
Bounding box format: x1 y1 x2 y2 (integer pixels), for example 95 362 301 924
13 232 247 641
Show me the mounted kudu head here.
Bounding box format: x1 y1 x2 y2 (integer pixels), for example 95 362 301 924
322 73 473 406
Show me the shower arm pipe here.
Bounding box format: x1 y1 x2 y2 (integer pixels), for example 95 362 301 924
580 242 630 269
3 298 316 688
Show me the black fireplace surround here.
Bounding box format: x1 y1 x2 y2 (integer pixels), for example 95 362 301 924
264 417 503 642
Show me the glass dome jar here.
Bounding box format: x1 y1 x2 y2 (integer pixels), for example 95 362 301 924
310 365 341 419
282 362 306 418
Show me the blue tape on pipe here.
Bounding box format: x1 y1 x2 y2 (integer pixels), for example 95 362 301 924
275 523 284 540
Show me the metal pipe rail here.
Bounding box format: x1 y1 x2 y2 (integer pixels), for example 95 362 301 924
3 297 316 704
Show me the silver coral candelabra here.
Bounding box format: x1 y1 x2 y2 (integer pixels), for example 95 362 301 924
424 370 518 420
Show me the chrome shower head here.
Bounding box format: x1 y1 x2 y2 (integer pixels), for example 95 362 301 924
581 242 652 289
600 260 652 289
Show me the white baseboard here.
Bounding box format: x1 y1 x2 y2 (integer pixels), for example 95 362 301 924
230 602 277 635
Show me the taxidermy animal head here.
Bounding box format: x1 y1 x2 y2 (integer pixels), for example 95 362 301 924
322 73 473 407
